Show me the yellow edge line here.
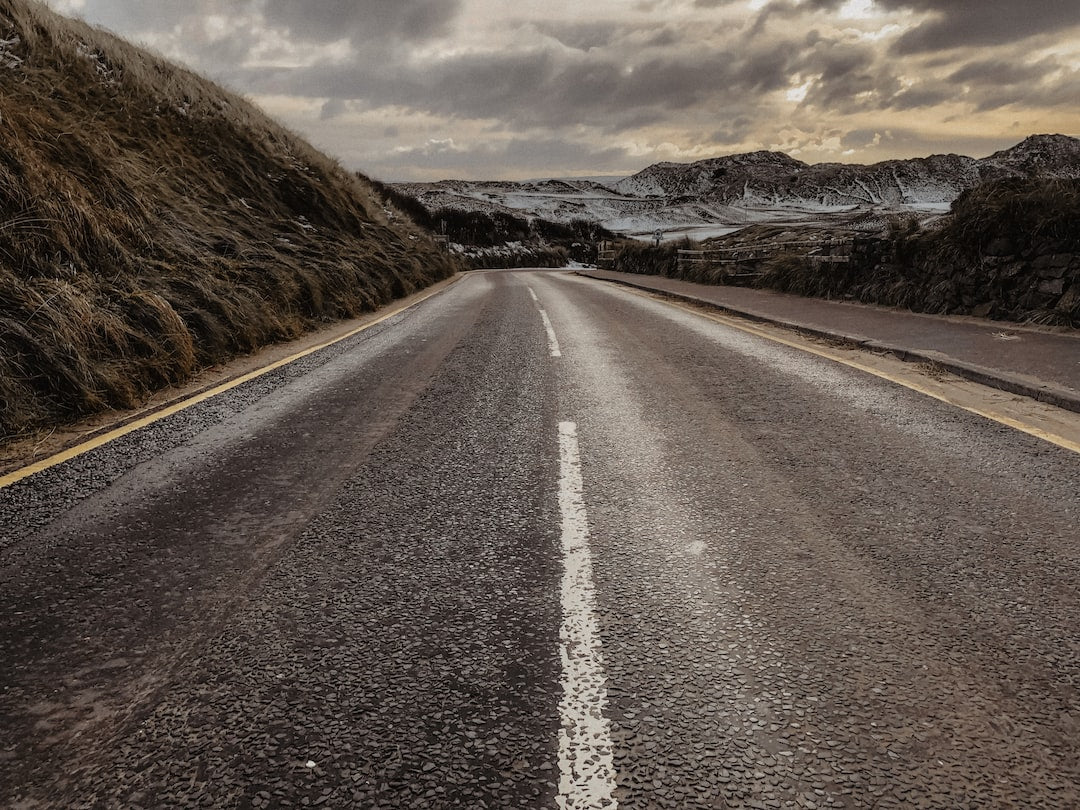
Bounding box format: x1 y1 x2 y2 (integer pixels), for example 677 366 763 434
648 292 1080 456
0 277 461 490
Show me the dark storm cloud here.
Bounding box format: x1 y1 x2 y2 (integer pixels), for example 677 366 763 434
645 28 679 47
262 0 462 43
424 49 558 117
478 41 793 124
809 50 1080 116
711 115 755 145
877 0 1080 52
242 48 563 126
610 55 730 109
181 25 271 76
948 58 1055 87
541 60 624 114
740 0 1079 52
376 136 630 178
795 40 906 112
243 35 808 135
839 128 1032 159
320 97 348 120
737 41 799 92
532 20 686 54
809 42 875 83
795 37 878 108
802 71 878 110
840 129 881 150
961 60 1080 112
746 0 845 36
882 82 953 110
534 21 622 51
746 1 797 37
500 137 629 170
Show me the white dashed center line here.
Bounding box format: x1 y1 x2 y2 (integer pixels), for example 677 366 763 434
556 421 618 809
529 287 563 357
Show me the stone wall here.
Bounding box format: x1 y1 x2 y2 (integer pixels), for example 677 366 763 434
614 179 1080 327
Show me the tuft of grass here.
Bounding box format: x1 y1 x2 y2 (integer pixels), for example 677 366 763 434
611 240 686 277
0 0 462 440
937 177 1080 255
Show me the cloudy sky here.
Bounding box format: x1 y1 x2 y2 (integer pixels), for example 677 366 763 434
46 0 1080 181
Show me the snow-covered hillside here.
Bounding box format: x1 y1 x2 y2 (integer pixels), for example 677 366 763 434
393 134 1080 240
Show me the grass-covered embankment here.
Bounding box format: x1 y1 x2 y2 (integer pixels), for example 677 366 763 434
0 0 461 440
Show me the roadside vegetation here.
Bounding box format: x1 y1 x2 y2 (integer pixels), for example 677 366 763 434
609 178 1080 326
369 180 614 268
0 0 461 440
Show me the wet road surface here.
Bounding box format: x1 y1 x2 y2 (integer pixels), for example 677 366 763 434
1 269 1079 808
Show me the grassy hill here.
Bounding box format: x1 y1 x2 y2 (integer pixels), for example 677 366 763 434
0 0 460 439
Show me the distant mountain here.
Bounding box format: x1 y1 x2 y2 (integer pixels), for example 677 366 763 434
393 135 1080 240
614 151 809 198
615 151 981 207
615 134 1080 207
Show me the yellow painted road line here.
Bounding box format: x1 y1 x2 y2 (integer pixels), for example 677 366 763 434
0 278 461 490
648 292 1080 456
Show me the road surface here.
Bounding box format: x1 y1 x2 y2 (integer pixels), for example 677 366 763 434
1 269 1078 808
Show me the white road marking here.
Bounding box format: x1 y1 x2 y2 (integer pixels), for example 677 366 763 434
540 311 563 358
556 421 618 810
529 286 563 357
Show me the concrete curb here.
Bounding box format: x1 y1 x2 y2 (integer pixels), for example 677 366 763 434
576 271 1080 416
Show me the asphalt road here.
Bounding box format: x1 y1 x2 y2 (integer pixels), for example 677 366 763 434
1 269 1079 809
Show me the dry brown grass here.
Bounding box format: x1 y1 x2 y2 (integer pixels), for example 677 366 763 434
0 0 461 440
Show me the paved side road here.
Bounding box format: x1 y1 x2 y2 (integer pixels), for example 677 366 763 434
578 267 1080 412
1 269 1078 808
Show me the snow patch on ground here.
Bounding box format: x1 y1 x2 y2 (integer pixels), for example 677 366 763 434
397 180 959 241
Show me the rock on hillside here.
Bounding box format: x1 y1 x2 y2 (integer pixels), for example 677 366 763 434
0 0 459 438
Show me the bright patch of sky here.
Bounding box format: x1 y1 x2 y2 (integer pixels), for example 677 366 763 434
838 0 876 20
